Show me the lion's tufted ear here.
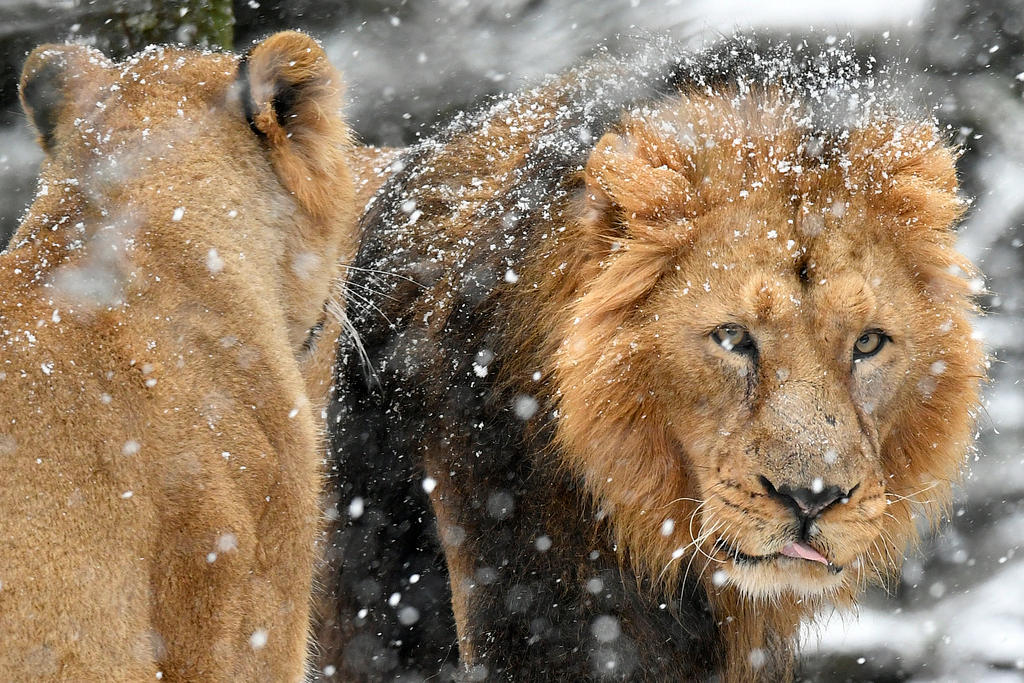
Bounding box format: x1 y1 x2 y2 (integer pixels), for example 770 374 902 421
569 132 694 325
20 44 108 153
851 122 963 233
848 122 972 298
581 131 696 253
239 31 350 220
584 132 693 217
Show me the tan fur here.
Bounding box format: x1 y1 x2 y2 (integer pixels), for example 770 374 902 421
3 32 355 681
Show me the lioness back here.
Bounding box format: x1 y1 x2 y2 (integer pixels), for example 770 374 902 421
1 32 355 680
323 38 983 681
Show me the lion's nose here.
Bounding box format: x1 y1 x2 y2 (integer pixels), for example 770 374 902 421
758 475 855 522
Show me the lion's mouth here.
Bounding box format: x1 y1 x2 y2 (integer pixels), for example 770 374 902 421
714 538 843 575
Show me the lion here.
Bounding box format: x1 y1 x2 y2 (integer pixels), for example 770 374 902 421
1 31 355 681
320 38 984 681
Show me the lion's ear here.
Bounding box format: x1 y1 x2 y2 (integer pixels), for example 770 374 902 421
581 132 694 247
239 31 350 219
888 129 963 233
20 44 106 153
846 121 963 234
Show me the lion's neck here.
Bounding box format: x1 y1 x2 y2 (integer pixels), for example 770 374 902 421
705 587 802 681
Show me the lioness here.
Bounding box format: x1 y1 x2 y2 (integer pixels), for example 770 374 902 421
321 39 984 680
1 32 354 680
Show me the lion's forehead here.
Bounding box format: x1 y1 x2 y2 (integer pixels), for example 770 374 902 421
673 214 905 332
44 55 244 186
112 48 235 92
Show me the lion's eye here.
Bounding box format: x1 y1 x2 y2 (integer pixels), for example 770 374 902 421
853 330 887 360
712 324 754 354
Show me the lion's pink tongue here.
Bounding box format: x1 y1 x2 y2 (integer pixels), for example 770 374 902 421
781 542 829 565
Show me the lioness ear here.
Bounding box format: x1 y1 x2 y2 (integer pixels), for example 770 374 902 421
20 44 106 153
239 31 350 219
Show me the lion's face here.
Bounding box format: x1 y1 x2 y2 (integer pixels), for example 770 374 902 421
650 196 928 597
557 91 982 603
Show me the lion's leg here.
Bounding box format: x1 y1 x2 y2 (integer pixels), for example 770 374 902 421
150 480 315 682
318 362 458 680
424 438 723 682
246 454 320 683
428 462 602 680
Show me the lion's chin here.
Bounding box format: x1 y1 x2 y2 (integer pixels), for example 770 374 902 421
715 554 849 600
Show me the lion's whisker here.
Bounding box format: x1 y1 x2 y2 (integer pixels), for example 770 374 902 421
344 279 400 302
876 529 900 574
662 520 718 582
866 540 893 597
884 481 940 505
677 520 724 587
343 287 396 328
657 496 706 508
338 263 425 287
692 545 720 590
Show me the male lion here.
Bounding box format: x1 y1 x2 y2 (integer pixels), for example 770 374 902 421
2 32 354 680
321 39 984 680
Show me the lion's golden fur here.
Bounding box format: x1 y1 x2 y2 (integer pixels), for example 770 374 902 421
2 32 354 680
329 48 984 679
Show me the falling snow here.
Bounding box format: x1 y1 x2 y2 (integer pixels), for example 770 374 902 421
0 1 1022 681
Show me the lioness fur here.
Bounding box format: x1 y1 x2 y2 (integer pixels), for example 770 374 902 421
2 32 354 680
322 39 983 680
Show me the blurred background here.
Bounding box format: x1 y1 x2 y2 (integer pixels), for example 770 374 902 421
1 0 1021 680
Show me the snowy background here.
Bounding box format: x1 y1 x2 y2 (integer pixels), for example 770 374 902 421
1 0 1022 680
